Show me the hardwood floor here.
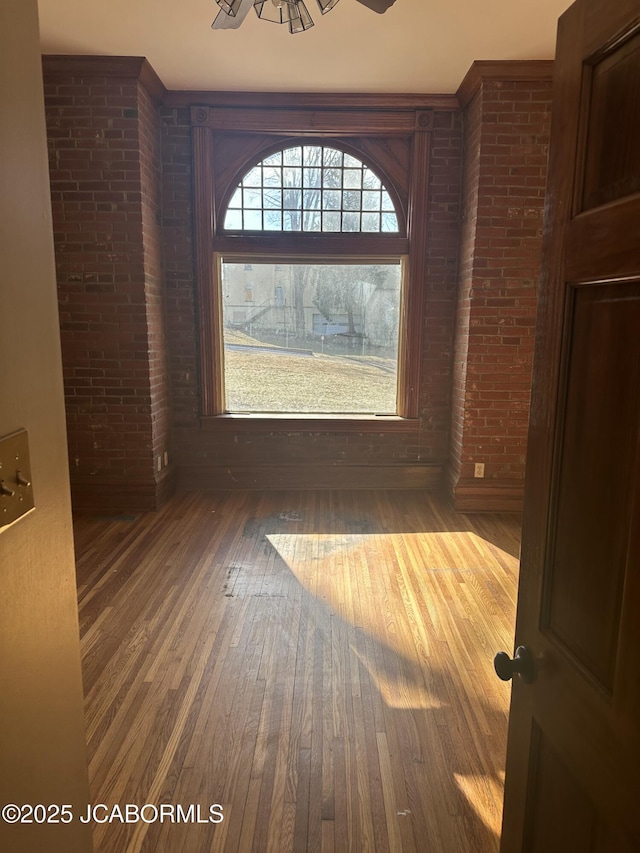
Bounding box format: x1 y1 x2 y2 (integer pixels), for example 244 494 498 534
74 490 521 852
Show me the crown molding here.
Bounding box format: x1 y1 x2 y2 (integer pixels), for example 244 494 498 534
456 59 554 109
42 55 167 104
165 90 460 111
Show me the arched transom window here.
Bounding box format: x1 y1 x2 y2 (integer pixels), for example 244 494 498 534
223 145 400 233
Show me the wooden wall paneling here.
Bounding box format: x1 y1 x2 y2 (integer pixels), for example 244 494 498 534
198 414 420 433
175 463 443 491
399 112 432 419
211 131 281 226
452 479 526 513
350 135 412 224
193 125 223 416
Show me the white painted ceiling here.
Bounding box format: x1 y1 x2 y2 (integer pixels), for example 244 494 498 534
37 0 572 94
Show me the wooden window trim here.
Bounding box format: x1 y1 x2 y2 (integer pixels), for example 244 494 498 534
192 104 433 426
199 414 419 434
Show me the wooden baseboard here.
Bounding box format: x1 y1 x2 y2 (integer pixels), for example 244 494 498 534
178 463 443 491
453 477 525 513
70 465 176 514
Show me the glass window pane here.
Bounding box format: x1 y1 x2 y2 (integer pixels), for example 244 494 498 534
228 188 242 208
362 212 380 232
264 210 282 231
303 189 321 210
244 210 262 229
342 212 360 231
283 166 302 187
264 151 282 166
244 166 262 187
263 189 282 209
283 147 302 166
283 210 301 230
323 168 341 187
220 260 402 414
244 188 262 209
322 211 341 231
343 190 361 211
283 188 302 210
363 168 381 190
362 191 381 211
224 209 242 230
343 153 360 168
303 168 322 188
381 212 399 232
322 190 341 210
344 169 362 189
263 167 282 187
302 211 322 231
323 148 342 167
381 190 394 211
303 145 322 166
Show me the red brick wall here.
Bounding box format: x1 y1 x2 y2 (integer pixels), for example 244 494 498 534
138 83 171 489
42 55 551 505
159 107 198 434
450 91 482 492
450 68 553 510
160 107 463 487
43 59 171 510
420 111 465 462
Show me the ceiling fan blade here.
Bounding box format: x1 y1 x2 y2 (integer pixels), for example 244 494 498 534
211 0 254 30
354 0 397 12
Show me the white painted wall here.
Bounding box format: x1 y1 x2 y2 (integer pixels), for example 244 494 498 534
0 2 92 850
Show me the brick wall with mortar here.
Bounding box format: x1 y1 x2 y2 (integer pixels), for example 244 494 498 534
138 81 172 494
450 63 553 510
42 56 551 505
43 58 171 510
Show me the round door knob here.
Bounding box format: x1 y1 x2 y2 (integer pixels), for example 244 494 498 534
494 645 535 684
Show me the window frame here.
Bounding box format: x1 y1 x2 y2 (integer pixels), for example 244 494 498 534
191 104 433 431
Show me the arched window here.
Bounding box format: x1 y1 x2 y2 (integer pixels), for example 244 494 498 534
192 103 431 427
223 145 399 234
216 144 406 416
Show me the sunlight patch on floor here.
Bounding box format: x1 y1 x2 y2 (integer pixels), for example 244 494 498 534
454 771 504 839
265 530 513 712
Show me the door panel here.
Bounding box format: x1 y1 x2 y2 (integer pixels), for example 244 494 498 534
544 281 640 691
499 0 640 849
524 727 596 853
581 30 640 210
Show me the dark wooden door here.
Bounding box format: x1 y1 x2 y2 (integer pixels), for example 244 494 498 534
499 1 640 850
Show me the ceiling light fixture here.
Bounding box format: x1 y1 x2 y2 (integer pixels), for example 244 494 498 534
253 0 316 33
212 0 397 34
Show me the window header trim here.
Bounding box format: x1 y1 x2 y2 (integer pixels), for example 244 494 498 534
191 105 434 136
